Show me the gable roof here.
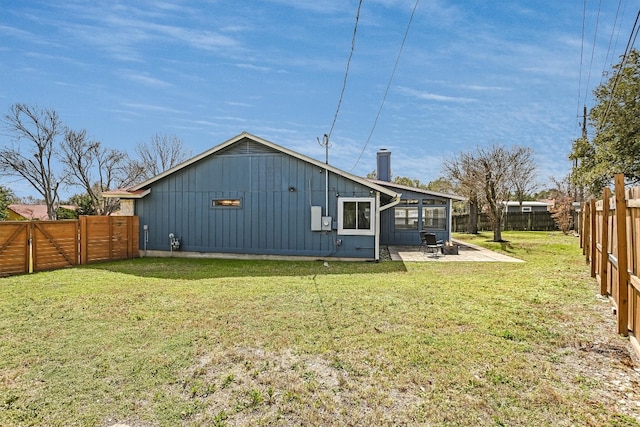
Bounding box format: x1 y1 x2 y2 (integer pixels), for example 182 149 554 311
125 132 398 200
367 179 466 201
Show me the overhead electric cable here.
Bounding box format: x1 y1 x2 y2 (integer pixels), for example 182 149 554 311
350 0 420 172
327 0 363 141
583 0 602 107
575 0 587 137
601 0 625 86
599 7 640 131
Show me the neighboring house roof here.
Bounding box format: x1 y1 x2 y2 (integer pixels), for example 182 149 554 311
366 179 467 201
503 201 552 207
7 204 76 220
108 132 399 202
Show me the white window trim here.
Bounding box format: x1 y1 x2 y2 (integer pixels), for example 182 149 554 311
337 197 375 236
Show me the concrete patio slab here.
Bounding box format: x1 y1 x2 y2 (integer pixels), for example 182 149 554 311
388 239 524 263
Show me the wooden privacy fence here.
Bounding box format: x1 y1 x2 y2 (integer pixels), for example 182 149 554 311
453 211 559 232
580 174 640 358
0 216 139 277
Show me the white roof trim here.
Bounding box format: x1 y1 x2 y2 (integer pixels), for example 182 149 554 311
367 179 466 201
102 188 151 199
131 132 398 199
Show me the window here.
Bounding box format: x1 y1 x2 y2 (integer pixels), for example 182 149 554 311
422 206 446 229
338 197 375 235
423 198 447 205
394 199 420 230
212 198 241 208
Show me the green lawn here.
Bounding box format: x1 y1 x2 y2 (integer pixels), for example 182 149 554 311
1 231 638 426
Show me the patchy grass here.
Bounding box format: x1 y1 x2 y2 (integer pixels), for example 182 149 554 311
0 231 638 426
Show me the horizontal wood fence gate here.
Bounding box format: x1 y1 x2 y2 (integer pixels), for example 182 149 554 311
580 174 640 359
0 216 139 277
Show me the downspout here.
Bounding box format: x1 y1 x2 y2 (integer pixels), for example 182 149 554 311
377 194 401 261
375 191 381 262
447 199 453 242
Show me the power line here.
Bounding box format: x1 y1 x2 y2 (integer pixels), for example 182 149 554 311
601 0 625 86
598 7 640 131
350 0 420 172
575 0 587 137
327 0 363 141
583 0 602 107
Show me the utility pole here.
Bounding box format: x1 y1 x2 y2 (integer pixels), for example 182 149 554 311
578 105 587 202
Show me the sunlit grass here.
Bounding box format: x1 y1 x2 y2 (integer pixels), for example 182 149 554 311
0 231 636 426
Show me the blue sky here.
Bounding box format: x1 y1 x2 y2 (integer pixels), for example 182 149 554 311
1 0 637 199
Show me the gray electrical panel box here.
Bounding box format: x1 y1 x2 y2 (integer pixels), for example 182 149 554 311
321 216 332 231
311 206 322 231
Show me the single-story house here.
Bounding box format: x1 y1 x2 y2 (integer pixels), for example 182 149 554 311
503 201 552 213
105 132 462 260
5 204 77 220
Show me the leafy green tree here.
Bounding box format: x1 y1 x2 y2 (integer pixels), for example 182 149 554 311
570 48 640 194
67 193 97 216
0 185 17 220
426 177 455 194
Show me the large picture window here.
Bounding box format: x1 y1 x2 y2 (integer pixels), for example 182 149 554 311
338 197 375 235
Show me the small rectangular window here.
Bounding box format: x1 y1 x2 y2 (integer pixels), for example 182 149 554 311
212 199 241 208
338 197 375 235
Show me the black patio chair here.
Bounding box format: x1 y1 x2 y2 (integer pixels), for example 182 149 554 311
423 232 444 258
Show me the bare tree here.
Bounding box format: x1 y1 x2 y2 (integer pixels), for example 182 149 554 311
0 104 64 220
443 151 480 234
476 145 514 242
133 133 190 182
444 145 537 242
509 146 538 206
60 129 133 215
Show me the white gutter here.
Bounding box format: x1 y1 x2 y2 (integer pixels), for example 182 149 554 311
378 194 402 211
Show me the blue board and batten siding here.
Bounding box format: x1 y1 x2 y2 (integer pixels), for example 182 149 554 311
379 186 452 246
135 139 378 258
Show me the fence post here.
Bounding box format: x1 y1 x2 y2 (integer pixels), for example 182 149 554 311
600 187 610 295
590 199 597 277
79 216 88 265
583 201 590 260
614 174 629 336
579 202 584 249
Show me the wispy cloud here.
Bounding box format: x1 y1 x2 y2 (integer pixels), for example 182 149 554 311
119 70 173 88
122 102 187 115
235 63 272 72
396 86 478 103
53 3 242 62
